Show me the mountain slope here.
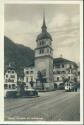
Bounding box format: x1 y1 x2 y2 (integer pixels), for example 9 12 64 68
4 36 34 74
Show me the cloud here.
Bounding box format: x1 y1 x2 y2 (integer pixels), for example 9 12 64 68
4 4 80 63
49 13 69 29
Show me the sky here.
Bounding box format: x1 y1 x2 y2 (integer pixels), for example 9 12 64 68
4 4 80 63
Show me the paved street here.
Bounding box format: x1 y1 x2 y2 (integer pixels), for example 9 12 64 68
4 90 80 121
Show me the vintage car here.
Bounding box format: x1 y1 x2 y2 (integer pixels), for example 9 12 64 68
23 88 38 97
65 81 78 92
6 90 18 98
58 83 65 90
6 85 38 98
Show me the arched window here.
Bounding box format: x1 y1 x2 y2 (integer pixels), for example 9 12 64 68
26 77 28 82
42 49 44 53
39 49 41 54
57 77 59 81
47 48 49 53
4 84 8 89
9 84 11 89
39 49 44 54
26 71 29 74
12 84 16 89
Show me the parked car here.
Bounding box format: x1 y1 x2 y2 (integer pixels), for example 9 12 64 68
6 90 18 98
23 89 38 97
65 81 77 92
58 83 65 90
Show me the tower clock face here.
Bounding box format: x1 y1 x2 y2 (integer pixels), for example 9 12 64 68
38 61 46 70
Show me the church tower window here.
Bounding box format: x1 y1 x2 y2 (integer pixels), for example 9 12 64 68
47 48 49 53
39 49 41 54
39 49 44 54
42 48 44 53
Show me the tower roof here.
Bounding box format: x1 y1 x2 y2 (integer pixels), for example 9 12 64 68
41 11 47 32
36 11 52 41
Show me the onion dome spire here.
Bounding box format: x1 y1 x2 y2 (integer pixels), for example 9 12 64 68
41 10 47 32
36 10 52 41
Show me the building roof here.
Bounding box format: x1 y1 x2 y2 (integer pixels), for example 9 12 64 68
24 57 78 68
53 57 78 67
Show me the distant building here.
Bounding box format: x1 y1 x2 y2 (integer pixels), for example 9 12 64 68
53 57 78 87
4 64 17 96
24 64 36 89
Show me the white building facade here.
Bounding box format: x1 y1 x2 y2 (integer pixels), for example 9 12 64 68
4 64 17 96
53 57 78 87
24 65 36 89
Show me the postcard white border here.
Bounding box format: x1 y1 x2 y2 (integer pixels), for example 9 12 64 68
0 0 83 124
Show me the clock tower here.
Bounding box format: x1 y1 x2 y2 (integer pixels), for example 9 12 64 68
35 13 54 90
